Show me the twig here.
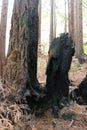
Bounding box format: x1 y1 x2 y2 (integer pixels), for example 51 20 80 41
68 119 74 129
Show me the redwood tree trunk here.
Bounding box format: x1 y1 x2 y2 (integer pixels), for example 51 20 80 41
68 0 84 63
38 0 41 53
64 0 67 33
49 0 56 45
75 0 84 63
3 0 42 101
68 0 74 39
0 0 8 77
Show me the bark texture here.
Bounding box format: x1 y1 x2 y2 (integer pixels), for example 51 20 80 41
68 0 84 63
3 0 40 101
0 0 8 77
49 0 56 45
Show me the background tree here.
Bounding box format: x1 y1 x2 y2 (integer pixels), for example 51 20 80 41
49 0 56 44
82 0 87 54
75 0 84 62
68 0 84 63
64 0 67 32
0 0 8 77
68 0 74 39
38 0 41 54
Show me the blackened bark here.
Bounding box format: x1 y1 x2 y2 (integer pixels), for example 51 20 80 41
46 33 75 115
70 75 87 105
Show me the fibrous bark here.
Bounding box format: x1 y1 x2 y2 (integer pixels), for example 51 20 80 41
49 0 56 45
0 0 8 77
68 0 84 63
3 0 43 102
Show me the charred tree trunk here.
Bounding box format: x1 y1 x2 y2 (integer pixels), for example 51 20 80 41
46 33 75 117
3 0 43 102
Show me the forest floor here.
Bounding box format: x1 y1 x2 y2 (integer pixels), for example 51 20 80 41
0 55 87 130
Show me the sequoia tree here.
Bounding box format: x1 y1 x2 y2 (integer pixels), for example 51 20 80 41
3 0 43 102
68 0 84 63
49 0 56 44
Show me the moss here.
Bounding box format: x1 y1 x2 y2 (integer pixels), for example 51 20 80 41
72 64 81 71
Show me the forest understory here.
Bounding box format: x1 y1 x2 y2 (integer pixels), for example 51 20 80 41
0 55 87 130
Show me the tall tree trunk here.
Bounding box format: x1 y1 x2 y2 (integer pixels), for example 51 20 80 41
64 0 67 32
0 0 8 77
38 0 41 54
68 0 84 63
75 0 84 63
68 0 74 39
49 0 56 45
3 0 42 101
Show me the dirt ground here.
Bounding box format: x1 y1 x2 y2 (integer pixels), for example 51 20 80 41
0 55 87 130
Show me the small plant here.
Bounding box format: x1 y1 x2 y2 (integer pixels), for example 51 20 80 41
72 64 81 71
